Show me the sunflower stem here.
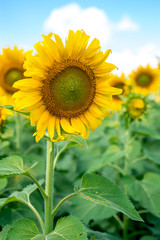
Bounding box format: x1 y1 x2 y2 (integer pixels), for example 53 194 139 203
52 192 76 217
44 140 54 234
123 127 130 240
15 112 21 154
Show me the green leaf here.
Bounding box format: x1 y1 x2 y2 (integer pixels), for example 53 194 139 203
87 228 119 240
0 105 30 116
144 148 160 165
127 173 160 217
140 237 158 240
62 134 88 147
0 178 7 191
128 140 142 162
0 155 37 178
76 173 142 221
33 216 88 240
0 225 11 240
0 179 44 209
132 124 160 139
71 196 117 224
6 219 40 240
87 145 124 173
44 133 87 146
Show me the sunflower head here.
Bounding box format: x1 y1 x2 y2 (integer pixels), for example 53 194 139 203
13 30 122 142
109 73 130 110
129 65 160 96
126 95 146 119
0 46 26 104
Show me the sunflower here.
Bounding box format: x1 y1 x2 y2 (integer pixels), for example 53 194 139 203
0 93 13 125
0 46 26 104
109 73 130 110
129 65 160 96
13 30 122 142
127 96 146 119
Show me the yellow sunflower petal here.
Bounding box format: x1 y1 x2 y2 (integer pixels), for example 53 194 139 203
13 79 43 90
71 118 86 137
55 118 61 137
60 118 76 133
30 105 46 126
48 116 56 140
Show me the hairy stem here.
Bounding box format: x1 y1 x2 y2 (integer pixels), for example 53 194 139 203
25 172 47 199
52 193 76 217
44 141 54 234
27 202 44 233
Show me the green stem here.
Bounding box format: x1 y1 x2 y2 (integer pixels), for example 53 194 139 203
15 112 21 153
138 209 148 214
23 144 39 155
9 199 44 233
132 155 147 164
53 145 67 169
124 128 130 175
113 214 124 228
123 214 129 240
128 230 148 238
25 172 47 199
52 192 76 217
27 202 44 233
123 128 130 240
104 163 124 175
44 141 54 235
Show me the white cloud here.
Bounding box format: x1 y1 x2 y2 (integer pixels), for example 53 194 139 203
43 3 112 46
116 15 140 31
43 4 159 75
109 43 160 75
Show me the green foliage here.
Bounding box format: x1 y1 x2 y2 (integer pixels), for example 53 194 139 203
0 179 44 210
87 228 119 240
0 225 11 240
126 173 160 217
71 196 117 224
33 216 87 240
76 173 142 221
0 155 37 178
87 145 124 173
0 179 7 191
5 219 39 240
1 96 160 239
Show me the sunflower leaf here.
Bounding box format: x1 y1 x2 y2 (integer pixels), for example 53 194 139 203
0 225 11 240
0 179 44 209
126 173 160 217
32 216 88 239
0 155 38 178
60 133 87 147
0 105 30 116
5 219 40 240
76 173 142 221
71 196 117 224
87 228 119 240
0 178 7 191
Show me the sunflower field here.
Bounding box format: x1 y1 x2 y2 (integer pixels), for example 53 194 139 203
0 29 160 240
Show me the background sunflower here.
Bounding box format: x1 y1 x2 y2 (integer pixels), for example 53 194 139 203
129 65 160 96
109 73 130 110
0 46 26 104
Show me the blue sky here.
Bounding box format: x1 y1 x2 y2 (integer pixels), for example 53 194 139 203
0 0 160 74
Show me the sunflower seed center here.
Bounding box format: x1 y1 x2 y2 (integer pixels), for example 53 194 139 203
136 74 152 87
41 59 96 118
4 68 24 94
